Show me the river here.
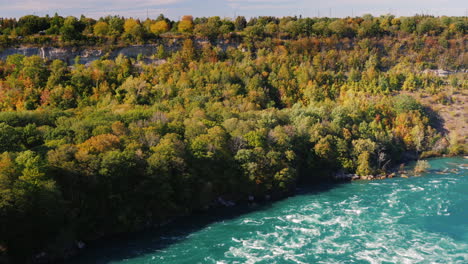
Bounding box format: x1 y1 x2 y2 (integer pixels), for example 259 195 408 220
71 157 468 263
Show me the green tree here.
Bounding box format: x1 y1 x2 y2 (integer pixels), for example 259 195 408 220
358 19 381 37
235 16 247 31
94 21 110 36
108 16 124 35
21 55 48 87
417 18 441 35
329 19 355 38
0 123 20 152
156 44 167 59
46 59 68 89
60 16 82 41
356 151 373 176
0 151 63 261
18 15 50 35
116 76 150 104
400 17 416 33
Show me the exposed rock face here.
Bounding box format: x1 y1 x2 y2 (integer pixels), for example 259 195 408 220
0 39 240 65
1 46 71 63
422 69 468 76
0 45 161 64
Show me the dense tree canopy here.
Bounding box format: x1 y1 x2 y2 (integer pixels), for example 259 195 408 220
0 14 466 47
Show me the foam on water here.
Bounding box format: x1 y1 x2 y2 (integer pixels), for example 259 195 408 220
72 157 468 264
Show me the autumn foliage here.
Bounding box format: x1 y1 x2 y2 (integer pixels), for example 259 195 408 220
0 13 466 262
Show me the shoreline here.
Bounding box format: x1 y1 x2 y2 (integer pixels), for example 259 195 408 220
30 155 467 264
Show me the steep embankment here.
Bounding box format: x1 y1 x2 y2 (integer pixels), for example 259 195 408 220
427 91 467 142
403 89 467 154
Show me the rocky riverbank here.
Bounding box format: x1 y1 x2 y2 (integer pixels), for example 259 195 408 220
334 155 467 182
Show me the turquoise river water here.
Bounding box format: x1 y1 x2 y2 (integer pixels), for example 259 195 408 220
72 157 468 263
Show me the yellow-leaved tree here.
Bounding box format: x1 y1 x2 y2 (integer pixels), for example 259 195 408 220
150 20 170 34
178 15 194 33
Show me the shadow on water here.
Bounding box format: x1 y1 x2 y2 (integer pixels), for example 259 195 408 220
69 182 343 264
71 158 468 263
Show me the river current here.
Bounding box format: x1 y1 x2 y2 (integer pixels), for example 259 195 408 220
72 157 468 264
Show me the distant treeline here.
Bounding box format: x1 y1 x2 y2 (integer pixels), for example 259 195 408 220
0 14 466 46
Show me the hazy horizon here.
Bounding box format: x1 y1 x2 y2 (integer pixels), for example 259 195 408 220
0 0 466 19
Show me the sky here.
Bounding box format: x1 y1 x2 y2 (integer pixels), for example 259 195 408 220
0 0 466 19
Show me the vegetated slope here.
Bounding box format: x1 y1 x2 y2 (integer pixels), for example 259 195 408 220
0 13 467 263
422 89 467 146
400 81 467 156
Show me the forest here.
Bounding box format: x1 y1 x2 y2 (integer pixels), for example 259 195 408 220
0 13 467 262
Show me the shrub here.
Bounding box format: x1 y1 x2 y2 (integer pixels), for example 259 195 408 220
414 160 430 174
